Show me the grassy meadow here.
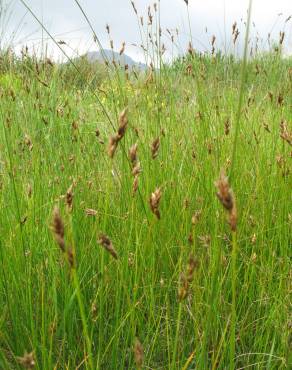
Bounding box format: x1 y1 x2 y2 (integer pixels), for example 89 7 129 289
0 3 291 369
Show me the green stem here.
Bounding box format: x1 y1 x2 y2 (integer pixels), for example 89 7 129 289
172 301 183 370
72 269 94 370
230 231 238 370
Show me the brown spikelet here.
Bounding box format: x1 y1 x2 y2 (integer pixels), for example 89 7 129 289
67 246 75 268
132 176 139 195
188 42 194 56
149 187 162 219
129 143 138 165
215 171 234 211
178 254 198 301
233 29 240 44
280 120 292 146
119 42 126 55
51 207 65 252
118 109 128 137
17 351 35 369
215 170 237 231
129 143 141 195
279 31 285 45
151 137 160 159
224 118 230 135
108 134 119 158
66 184 74 212
85 208 98 216
98 234 118 259
108 109 128 158
133 338 144 370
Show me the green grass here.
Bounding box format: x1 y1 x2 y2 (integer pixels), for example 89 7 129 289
0 7 291 369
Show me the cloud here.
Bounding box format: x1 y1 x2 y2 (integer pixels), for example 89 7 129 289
3 0 292 61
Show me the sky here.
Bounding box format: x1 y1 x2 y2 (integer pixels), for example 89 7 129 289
2 0 292 62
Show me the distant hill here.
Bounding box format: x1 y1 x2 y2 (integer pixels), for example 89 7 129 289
85 49 147 70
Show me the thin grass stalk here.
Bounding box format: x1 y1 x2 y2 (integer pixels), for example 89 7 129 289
230 231 238 370
230 0 253 179
171 301 183 370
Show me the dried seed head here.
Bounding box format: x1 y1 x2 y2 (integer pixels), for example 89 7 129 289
133 338 144 369
149 187 162 219
215 171 234 211
151 137 160 159
119 41 126 55
118 108 128 138
98 234 118 259
108 109 128 158
279 31 285 45
191 210 201 225
129 143 138 165
132 162 141 177
67 246 75 268
17 351 35 369
178 254 198 301
66 184 74 212
280 120 292 146
108 134 119 158
51 207 65 252
215 171 237 232
132 176 139 195
85 208 98 216
224 118 230 135
188 41 194 56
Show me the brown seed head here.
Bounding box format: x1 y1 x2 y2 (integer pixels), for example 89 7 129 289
85 208 98 216
151 137 160 159
178 254 198 301
129 143 138 165
67 246 75 268
117 108 128 138
98 234 118 259
149 187 162 219
119 41 126 55
215 171 237 231
17 351 35 369
51 207 65 252
215 171 234 211
66 184 74 212
133 338 144 369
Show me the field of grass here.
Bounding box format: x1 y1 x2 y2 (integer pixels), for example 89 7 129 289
0 3 291 369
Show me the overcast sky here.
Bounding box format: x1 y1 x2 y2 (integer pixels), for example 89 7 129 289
2 0 292 61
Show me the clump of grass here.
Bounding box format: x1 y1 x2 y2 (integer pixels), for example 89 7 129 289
0 0 291 369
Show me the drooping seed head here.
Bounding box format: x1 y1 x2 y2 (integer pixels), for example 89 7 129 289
98 234 118 259
215 170 234 211
151 137 160 159
51 207 65 252
149 187 162 219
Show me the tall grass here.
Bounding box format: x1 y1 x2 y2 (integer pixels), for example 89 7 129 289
0 0 291 369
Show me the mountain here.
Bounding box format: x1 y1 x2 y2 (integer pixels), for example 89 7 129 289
85 49 147 70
